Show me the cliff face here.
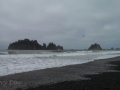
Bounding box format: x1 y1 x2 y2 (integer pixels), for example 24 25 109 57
88 43 102 50
8 39 63 50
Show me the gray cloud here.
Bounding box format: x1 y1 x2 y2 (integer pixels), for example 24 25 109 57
0 0 120 49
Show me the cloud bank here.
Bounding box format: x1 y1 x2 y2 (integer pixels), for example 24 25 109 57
0 0 120 49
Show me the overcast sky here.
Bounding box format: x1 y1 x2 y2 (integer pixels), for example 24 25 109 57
0 0 120 49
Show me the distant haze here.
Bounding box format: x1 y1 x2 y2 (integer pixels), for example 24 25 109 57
0 0 120 49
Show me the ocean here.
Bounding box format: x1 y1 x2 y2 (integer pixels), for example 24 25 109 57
0 50 120 77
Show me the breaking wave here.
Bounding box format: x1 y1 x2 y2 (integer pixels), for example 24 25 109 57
0 50 120 76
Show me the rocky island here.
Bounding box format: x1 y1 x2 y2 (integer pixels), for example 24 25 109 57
88 43 102 50
8 39 63 50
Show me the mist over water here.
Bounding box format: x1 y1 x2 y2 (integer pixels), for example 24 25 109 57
0 50 120 76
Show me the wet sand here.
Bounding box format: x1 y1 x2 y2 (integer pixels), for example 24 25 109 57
0 56 120 90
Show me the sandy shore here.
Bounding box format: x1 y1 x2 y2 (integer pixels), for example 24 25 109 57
0 56 120 90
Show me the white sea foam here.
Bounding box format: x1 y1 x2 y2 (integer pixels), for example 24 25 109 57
0 50 120 76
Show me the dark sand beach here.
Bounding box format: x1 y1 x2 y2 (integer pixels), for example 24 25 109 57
0 56 120 90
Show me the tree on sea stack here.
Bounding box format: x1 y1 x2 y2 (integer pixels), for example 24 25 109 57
88 43 102 50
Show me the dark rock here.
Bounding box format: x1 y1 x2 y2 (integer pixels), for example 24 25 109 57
8 39 63 50
46 42 63 50
57 45 63 50
47 42 57 50
111 47 114 50
88 43 102 50
43 43 46 50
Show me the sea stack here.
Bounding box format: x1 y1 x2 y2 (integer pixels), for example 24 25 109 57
8 39 63 50
88 43 102 50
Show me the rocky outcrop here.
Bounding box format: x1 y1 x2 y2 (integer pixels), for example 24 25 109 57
46 43 63 50
88 43 102 50
8 39 63 50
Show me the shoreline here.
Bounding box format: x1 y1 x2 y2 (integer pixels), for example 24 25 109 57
26 60 120 90
0 56 120 90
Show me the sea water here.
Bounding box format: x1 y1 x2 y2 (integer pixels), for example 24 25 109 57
0 50 120 76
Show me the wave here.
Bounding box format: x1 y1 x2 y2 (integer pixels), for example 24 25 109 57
0 51 20 55
0 50 120 76
34 50 120 58
35 51 92 58
0 52 9 55
8 51 19 54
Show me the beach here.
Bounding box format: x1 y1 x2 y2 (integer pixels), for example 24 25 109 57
0 56 120 90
